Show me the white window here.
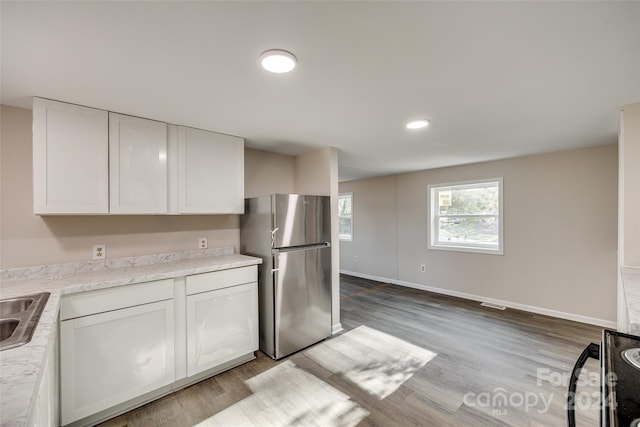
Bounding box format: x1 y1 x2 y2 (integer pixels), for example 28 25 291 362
338 193 353 241
428 178 503 255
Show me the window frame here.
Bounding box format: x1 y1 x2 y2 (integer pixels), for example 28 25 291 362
338 192 353 242
428 178 504 255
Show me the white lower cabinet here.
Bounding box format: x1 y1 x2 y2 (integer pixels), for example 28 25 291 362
186 282 258 376
58 265 258 426
60 283 175 426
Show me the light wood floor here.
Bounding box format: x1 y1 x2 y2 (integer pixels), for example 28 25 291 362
100 275 603 427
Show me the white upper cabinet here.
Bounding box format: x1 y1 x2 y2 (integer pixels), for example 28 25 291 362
176 126 244 214
33 98 109 214
33 98 245 215
109 113 168 214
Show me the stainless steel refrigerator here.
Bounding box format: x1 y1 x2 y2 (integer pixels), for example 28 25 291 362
240 194 332 360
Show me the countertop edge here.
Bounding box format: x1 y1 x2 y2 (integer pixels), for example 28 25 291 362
0 290 62 427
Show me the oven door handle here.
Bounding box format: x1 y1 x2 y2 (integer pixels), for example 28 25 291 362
567 343 600 427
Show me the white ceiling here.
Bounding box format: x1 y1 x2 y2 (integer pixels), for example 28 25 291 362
2 1 639 182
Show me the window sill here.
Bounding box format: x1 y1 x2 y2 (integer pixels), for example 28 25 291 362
428 244 503 255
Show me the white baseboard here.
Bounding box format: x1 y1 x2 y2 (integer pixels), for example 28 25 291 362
331 323 343 335
340 269 616 329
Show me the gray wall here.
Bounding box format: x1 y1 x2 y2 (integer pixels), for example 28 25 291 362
245 148 296 198
340 144 618 325
339 175 398 280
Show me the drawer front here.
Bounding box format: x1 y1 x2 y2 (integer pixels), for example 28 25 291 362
186 265 257 295
60 279 174 320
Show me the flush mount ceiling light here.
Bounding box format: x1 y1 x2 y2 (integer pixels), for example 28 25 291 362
260 49 297 73
406 119 430 129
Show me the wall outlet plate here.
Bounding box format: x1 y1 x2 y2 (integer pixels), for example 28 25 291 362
199 237 208 249
93 244 106 260
420 264 426 272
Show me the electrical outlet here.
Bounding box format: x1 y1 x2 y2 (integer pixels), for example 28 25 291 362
199 237 208 249
354 256 358 263
420 264 426 272
93 244 106 260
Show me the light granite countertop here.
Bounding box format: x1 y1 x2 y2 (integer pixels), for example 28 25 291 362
0 247 262 427
621 266 640 335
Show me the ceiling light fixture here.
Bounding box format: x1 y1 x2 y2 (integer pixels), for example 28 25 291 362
406 119 430 129
260 49 297 73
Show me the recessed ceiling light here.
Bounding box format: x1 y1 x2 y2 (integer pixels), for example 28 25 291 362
260 49 297 73
406 119 430 129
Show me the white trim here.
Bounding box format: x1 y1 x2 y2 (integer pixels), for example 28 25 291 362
340 269 616 329
428 177 504 255
480 302 506 310
338 192 353 242
426 244 503 256
617 112 627 332
331 323 344 335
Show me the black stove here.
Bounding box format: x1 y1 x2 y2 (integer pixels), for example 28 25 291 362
603 330 640 426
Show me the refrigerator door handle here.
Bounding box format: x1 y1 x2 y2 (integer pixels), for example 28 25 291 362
272 242 330 253
270 228 279 247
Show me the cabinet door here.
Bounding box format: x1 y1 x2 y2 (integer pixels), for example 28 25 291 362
177 126 244 214
186 282 258 376
33 98 109 214
60 300 174 425
109 113 168 214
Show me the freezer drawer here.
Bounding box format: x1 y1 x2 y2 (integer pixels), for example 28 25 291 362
272 246 331 359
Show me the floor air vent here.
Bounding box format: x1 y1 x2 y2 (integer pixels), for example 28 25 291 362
480 302 506 310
